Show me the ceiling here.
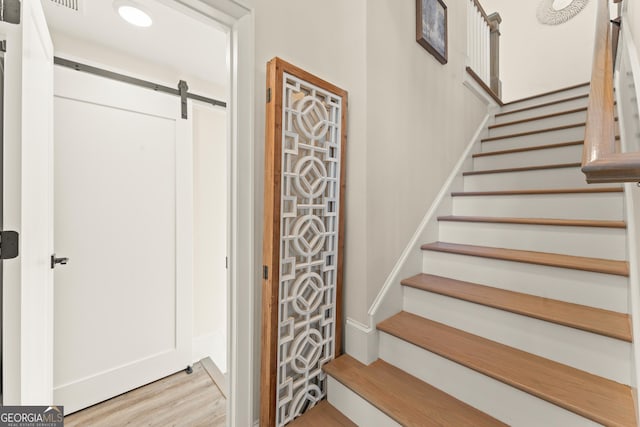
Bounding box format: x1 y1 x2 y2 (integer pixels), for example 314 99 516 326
41 0 228 87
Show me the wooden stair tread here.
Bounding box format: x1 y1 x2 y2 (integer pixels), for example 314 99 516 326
463 162 580 176
323 355 506 427
377 312 636 427
502 82 589 106
451 187 623 197
402 273 631 341
481 123 585 142
473 140 583 158
496 94 589 118
488 108 587 130
420 242 629 276
288 400 356 427
437 215 626 228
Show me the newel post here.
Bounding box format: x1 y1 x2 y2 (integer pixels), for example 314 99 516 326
488 12 502 97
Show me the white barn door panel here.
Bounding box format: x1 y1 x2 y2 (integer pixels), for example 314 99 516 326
53 66 193 414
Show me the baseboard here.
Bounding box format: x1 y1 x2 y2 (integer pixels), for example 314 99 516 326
464 68 503 109
200 356 228 398
192 330 227 373
368 112 491 323
340 112 491 364
344 318 377 365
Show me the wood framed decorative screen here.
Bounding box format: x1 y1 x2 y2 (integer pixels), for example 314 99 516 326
260 57 348 427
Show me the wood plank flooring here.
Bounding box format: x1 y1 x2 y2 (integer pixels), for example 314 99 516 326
64 362 225 427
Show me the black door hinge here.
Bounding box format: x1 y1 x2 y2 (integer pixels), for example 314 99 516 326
0 41 6 53
0 231 19 260
266 88 272 103
263 265 268 280
225 256 228 269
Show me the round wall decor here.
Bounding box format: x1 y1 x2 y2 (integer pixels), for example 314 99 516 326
537 0 590 25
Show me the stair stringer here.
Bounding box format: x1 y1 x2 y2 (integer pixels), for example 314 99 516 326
616 13 640 419
344 113 492 365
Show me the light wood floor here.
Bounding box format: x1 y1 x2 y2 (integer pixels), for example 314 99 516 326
64 362 226 427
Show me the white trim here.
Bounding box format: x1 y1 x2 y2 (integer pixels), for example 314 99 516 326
368 113 490 319
2 0 255 424
343 113 491 364
618 9 640 418
620 19 640 132
463 70 502 109
344 318 377 365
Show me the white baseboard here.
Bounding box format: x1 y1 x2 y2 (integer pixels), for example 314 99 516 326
192 330 227 373
341 112 491 365
463 70 502 109
200 356 228 398
344 318 377 365
368 112 490 323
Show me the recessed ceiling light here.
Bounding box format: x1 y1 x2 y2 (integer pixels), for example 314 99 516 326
114 1 153 27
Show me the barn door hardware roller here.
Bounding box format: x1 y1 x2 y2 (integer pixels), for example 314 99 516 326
53 57 227 119
0 0 20 24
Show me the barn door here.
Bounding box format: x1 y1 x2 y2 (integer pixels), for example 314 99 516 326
260 57 348 427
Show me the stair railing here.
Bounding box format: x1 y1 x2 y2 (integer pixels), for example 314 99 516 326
466 0 502 99
581 0 640 183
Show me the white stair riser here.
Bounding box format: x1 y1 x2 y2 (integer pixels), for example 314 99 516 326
494 97 589 125
452 193 624 220
500 86 590 113
482 126 585 152
463 167 594 192
438 222 627 260
473 144 582 170
422 251 628 312
378 332 601 427
488 111 587 138
327 377 400 427
403 287 632 384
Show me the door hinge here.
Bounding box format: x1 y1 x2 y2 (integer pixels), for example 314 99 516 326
0 40 6 53
263 265 268 280
266 88 272 103
225 256 228 269
0 231 19 260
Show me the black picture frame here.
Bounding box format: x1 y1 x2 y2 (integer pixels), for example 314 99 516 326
416 0 448 64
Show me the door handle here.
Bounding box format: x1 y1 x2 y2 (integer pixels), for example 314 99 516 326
51 254 69 269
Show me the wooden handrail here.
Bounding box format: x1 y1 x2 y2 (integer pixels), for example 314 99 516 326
582 0 640 183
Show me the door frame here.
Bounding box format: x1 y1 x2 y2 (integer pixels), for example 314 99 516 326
2 0 257 425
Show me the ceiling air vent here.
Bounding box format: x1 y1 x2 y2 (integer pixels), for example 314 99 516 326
48 0 83 13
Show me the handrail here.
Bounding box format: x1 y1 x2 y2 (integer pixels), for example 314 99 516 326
582 0 640 183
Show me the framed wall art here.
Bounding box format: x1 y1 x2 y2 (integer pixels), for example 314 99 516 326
416 0 448 64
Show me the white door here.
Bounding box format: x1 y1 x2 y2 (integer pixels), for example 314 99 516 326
1 1 55 405
52 66 193 414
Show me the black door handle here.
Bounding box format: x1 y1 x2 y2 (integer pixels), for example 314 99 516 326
51 254 69 269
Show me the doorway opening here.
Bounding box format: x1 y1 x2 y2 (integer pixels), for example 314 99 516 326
42 0 229 418
1 0 255 424
0 50 4 405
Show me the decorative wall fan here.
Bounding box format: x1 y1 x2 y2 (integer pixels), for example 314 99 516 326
537 0 590 25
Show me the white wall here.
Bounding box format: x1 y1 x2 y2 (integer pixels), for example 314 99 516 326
192 104 227 373
365 0 487 318
49 34 228 372
480 0 597 102
625 0 640 60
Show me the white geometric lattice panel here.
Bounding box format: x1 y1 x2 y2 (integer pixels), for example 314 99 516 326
275 73 343 426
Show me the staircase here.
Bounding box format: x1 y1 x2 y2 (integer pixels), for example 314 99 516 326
296 83 639 426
